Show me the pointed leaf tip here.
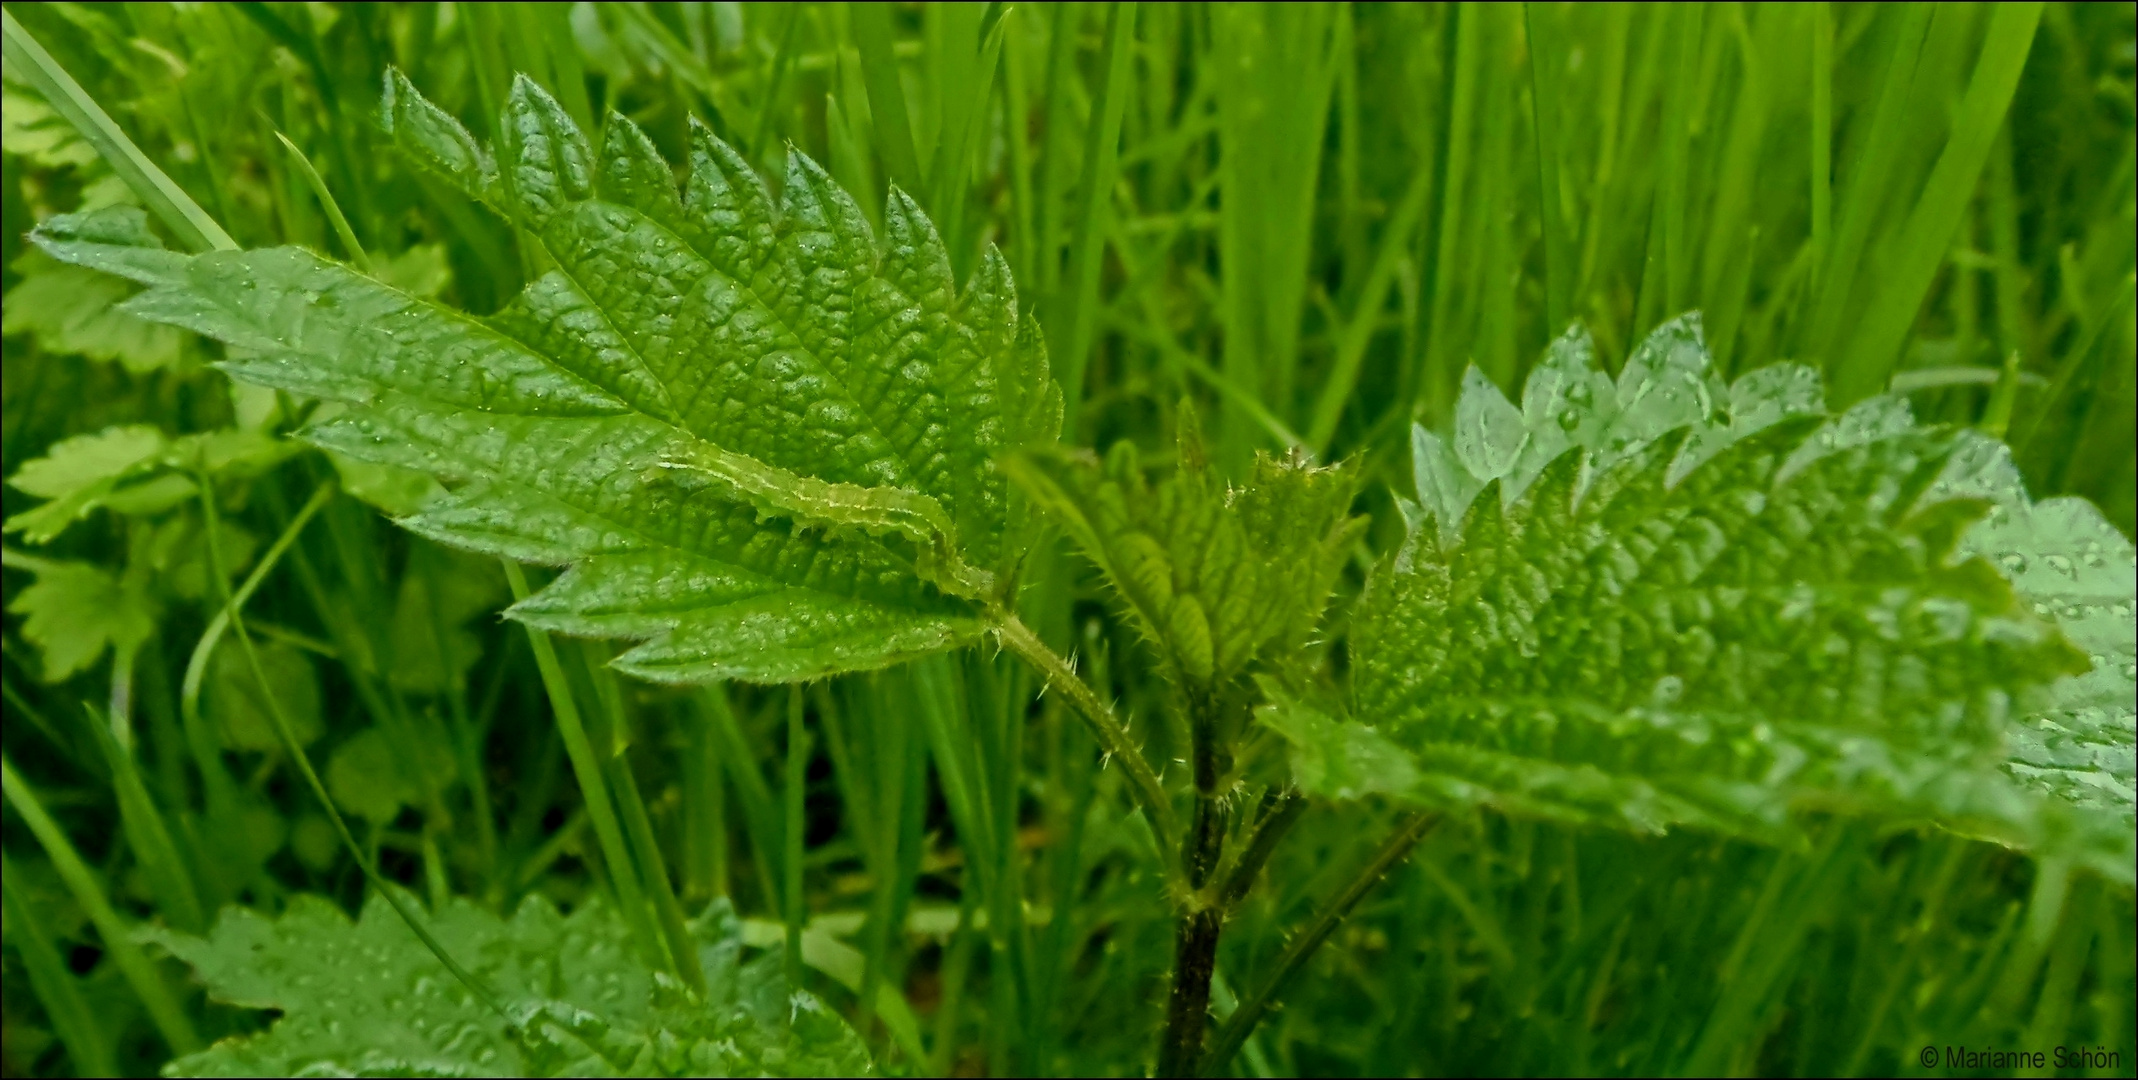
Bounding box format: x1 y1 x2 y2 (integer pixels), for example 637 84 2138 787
1347 318 2129 878
88 82 1059 684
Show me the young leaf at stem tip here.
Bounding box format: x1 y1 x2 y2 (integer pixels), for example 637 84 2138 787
33 70 1062 685
1005 401 1365 712
1282 315 2134 882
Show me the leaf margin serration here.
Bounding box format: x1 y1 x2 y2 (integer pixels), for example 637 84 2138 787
32 71 1063 684
1284 315 2134 881
141 890 873 1078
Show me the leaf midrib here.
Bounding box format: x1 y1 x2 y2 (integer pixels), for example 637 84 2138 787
533 189 982 532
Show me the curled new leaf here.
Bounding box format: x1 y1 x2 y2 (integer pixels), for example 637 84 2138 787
34 73 1061 684
1281 316 2132 880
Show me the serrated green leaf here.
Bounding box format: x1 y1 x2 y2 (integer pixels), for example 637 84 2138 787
324 727 456 825
143 892 872 1077
36 73 1060 684
1930 433 2137 825
377 69 499 204
386 541 507 694
1313 316 2131 877
17 206 188 287
5 423 167 501
322 422 447 516
2 81 98 168
1006 408 1363 692
1 553 156 681
4 414 296 544
2 257 181 372
205 639 323 752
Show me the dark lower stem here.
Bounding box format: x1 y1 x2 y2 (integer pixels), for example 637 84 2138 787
1158 739 1227 1076
1157 905 1224 1076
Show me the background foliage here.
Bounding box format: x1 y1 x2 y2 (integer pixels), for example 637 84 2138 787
2 2 2133 1076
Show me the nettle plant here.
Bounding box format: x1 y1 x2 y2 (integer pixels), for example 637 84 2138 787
22 69 2137 1077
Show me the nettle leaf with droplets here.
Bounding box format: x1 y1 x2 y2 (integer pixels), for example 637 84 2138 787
143 893 870 1077
33 71 1059 683
1006 407 1363 695
1922 426 2136 830
1267 316 2133 879
1 202 181 372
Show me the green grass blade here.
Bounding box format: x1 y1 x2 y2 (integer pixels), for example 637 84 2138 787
1054 2 1138 435
850 1 926 196
273 133 370 270
1798 2 1932 363
1809 2 1833 293
1639 2 1702 327
529 1 594 134
1033 4 1085 300
1526 2 1574 335
1308 153 1435 452
607 742 707 995
2016 271 2137 464
699 687 787 918
1423 3 1485 423
580 646 706 995
502 561 668 978
1831 2 2044 403
783 686 809 986
2 11 235 253
1 847 120 1077
84 694 205 934
1 756 201 1054
749 7 804 162
680 704 730 902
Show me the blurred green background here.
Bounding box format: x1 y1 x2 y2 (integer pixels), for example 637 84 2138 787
2 3 2132 1076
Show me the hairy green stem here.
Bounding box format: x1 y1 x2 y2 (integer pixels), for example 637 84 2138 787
992 613 1180 861
1158 904 1225 1077
1200 811 1440 1076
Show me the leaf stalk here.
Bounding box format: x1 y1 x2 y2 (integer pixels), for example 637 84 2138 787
992 612 1181 862
1199 811 1440 1076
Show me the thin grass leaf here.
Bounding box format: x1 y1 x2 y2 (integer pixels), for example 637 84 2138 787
1 11 235 252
